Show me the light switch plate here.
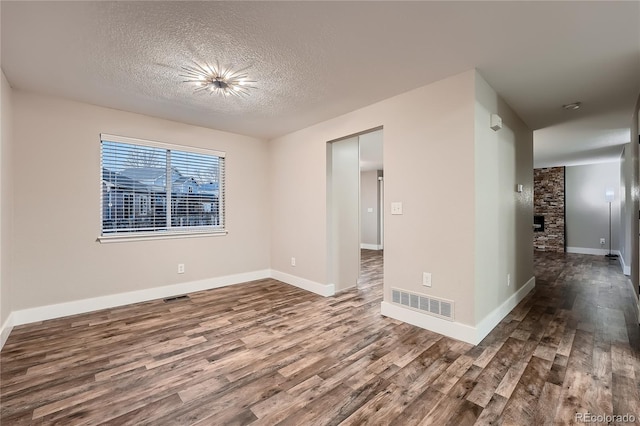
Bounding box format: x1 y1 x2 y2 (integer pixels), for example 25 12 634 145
423 272 432 287
391 202 403 215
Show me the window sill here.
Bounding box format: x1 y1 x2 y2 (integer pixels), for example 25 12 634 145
97 230 228 243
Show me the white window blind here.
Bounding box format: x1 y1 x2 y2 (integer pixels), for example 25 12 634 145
100 134 225 239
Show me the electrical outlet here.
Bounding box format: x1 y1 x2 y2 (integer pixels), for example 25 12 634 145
177 263 185 274
422 272 432 287
507 273 511 287
291 257 296 267
600 238 606 245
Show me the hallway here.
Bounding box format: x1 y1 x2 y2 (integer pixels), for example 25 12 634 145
528 252 640 422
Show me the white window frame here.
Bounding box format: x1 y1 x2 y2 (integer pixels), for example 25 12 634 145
98 133 227 243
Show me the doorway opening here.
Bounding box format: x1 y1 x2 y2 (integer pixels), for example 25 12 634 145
327 127 383 293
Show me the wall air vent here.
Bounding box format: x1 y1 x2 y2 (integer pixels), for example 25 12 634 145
391 288 454 321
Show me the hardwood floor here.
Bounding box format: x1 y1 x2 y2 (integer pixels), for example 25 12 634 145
1 250 639 425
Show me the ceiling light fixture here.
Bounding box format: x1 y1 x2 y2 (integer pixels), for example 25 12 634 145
180 61 256 98
562 102 582 111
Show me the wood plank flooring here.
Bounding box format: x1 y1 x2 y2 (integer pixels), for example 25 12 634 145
1 250 639 425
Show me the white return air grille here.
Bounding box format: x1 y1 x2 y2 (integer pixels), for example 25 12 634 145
391 288 454 321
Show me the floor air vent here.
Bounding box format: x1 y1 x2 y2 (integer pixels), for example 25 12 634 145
163 295 190 303
391 288 454 321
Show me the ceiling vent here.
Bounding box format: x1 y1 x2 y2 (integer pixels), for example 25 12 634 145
391 288 454 321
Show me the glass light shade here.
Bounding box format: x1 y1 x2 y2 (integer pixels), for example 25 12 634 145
605 188 615 202
181 61 256 98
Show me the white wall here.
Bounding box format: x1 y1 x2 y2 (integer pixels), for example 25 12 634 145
270 70 478 326
565 162 621 254
360 170 380 248
11 91 271 312
1 71 14 334
474 72 534 325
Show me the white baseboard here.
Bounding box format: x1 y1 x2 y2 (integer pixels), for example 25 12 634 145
0 268 536 350
619 254 631 276
567 248 628 274
10 269 271 327
0 313 15 351
475 276 535 344
567 247 616 256
1 269 336 345
381 301 478 344
270 270 335 297
381 276 535 346
360 244 382 250
566 247 626 264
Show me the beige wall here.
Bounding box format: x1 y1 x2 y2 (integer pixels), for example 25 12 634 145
360 170 379 247
473 72 534 323
270 70 477 325
11 91 270 310
1 71 14 327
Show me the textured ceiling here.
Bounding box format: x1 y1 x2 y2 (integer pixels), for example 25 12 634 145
1 1 639 166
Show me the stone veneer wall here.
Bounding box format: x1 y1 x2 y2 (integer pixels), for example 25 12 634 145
534 167 565 252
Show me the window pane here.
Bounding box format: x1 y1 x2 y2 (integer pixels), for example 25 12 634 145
101 138 225 237
102 141 167 233
169 150 222 229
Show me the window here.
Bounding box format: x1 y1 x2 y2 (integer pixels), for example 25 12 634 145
100 134 225 241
